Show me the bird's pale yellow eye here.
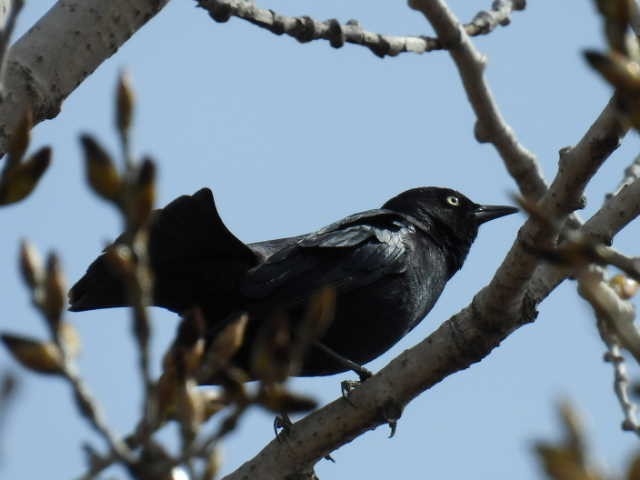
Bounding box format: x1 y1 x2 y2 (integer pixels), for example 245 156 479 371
446 195 460 207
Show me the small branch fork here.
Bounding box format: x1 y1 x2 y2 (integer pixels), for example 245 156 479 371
197 0 526 58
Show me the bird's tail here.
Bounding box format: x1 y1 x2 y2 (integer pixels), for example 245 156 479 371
68 188 258 314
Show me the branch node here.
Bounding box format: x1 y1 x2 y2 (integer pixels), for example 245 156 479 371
293 16 316 43
370 34 391 58
327 19 345 49
270 11 285 35
558 146 573 170
474 121 491 143
208 1 232 23
471 11 494 34
622 418 636 431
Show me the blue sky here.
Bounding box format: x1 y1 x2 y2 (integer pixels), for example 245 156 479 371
1 1 639 479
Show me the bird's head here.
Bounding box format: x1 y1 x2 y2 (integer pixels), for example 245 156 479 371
382 187 518 268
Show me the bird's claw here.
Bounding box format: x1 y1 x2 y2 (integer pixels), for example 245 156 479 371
273 413 293 442
380 399 403 438
340 368 372 405
340 380 361 405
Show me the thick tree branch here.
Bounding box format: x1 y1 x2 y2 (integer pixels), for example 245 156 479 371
223 15 631 477
197 0 525 59
0 0 170 156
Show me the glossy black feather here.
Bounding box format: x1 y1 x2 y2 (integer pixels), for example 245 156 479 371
69 186 517 377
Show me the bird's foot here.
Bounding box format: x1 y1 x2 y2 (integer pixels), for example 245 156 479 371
273 413 293 442
354 365 373 383
340 380 359 404
340 368 373 405
380 399 403 438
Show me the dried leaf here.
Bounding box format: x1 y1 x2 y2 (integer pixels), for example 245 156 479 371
0 147 51 205
170 467 190 480
251 310 292 384
283 287 337 376
534 401 603 480
129 157 156 229
605 21 630 54
534 444 601 480
43 252 66 331
115 71 135 138
7 109 32 168
79 134 121 203
595 0 634 54
166 309 207 379
217 367 249 405
585 50 640 92
201 389 227 422
303 286 336 338
59 322 81 358
627 451 640 480
177 379 205 441
610 274 640 299
19 239 43 290
155 371 179 422
257 384 317 414
202 447 222 480
103 244 135 279
559 401 587 466
207 313 248 366
1 333 62 375
595 0 632 26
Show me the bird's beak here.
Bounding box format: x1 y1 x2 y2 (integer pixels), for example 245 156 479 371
473 204 519 224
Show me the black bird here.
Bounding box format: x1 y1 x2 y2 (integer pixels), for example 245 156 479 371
69 187 516 378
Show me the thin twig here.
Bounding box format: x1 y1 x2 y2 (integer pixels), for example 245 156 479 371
174 405 248 469
604 339 640 435
584 168 640 246
197 0 525 59
0 0 22 96
409 0 545 200
58 350 134 464
0 371 17 458
610 153 640 197
127 233 155 448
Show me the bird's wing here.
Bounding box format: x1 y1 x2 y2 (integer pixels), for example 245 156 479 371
242 210 411 304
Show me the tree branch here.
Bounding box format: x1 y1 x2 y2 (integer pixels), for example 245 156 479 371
529 169 640 303
0 0 170 156
223 7 631 474
408 0 545 200
196 0 525 59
